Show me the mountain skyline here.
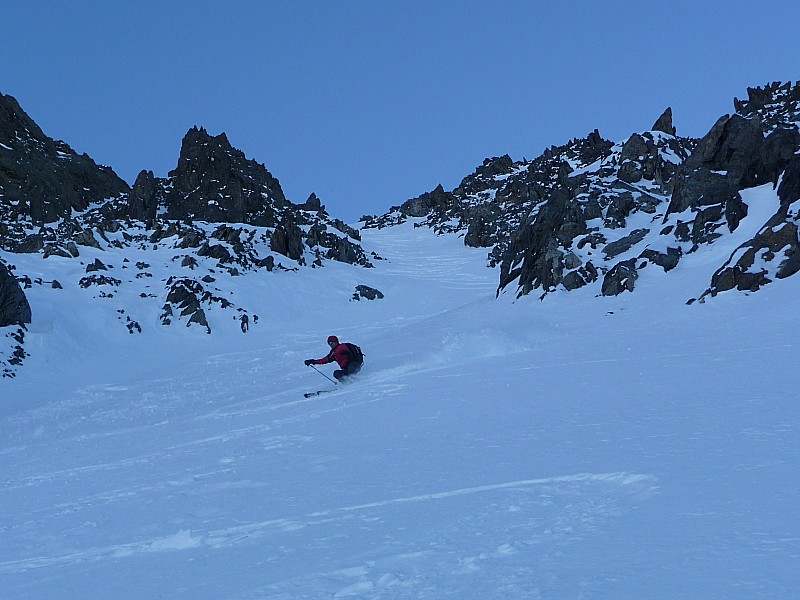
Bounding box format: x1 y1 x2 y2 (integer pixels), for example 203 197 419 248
2 81 799 325
5 1 800 221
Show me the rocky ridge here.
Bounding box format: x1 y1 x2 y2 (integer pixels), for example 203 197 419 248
0 94 374 376
364 82 800 302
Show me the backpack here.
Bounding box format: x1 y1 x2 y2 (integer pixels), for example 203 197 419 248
345 343 364 363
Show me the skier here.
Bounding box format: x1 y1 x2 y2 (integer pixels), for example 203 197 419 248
304 335 363 382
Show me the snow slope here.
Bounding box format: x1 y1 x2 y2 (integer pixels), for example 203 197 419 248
1 193 798 598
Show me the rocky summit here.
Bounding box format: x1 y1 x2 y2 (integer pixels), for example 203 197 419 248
364 81 800 302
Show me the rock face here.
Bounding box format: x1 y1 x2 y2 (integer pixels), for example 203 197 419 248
368 81 800 302
0 92 130 224
128 170 163 223
496 123 693 298
652 107 677 136
666 111 799 246
699 82 800 297
143 127 288 226
0 262 31 326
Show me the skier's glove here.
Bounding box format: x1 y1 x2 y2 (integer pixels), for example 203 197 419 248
304 359 314 366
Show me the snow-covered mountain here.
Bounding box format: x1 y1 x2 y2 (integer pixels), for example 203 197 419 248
0 92 374 376
0 83 798 598
3 82 800 376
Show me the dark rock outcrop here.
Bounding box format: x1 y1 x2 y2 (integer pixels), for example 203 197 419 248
161 127 288 226
352 285 384 301
14 234 44 254
270 220 304 261
161 277 212 333
368 83 800 302
640 247 682 272
652 107 677 136
0 92 130 224
777 154 800 206
495 120 694 297
399 184 458 218
691 82 800 298
499 187 574 296
0 262 32 326
85 258 108 273
299 193 323 212
603 229 650 259
128 170 163 223
602 259 639 296
704 218 800 295
667 84 800 252
122 128 372 268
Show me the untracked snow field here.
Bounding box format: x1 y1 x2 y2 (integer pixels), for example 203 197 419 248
1 216 799 599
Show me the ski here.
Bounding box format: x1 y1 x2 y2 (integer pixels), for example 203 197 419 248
304 389 333 398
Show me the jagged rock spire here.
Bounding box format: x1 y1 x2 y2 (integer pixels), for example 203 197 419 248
652 107 676 136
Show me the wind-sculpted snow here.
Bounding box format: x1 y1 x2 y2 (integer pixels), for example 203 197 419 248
1 222 798 599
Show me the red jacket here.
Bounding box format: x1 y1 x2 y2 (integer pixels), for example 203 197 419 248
313 343 355 368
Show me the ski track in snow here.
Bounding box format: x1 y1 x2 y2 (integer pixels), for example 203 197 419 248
0 469 657 600
0 471 652 571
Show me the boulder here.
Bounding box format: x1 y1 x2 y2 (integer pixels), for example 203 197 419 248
352 285 384 301
562 262 598 290
14 234 44 254
601 259 638 296
197 242 233 263
257 256 275 271
639 247 682 272
74 230 102 249
86 258 108 273
43 244 73 258
602 228 649 259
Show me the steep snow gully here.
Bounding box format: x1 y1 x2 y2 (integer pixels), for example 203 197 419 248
1 221 798 599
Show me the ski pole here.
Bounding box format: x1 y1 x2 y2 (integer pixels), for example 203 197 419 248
309 364 337 385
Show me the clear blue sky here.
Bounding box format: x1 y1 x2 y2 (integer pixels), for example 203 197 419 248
3 1 799 222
